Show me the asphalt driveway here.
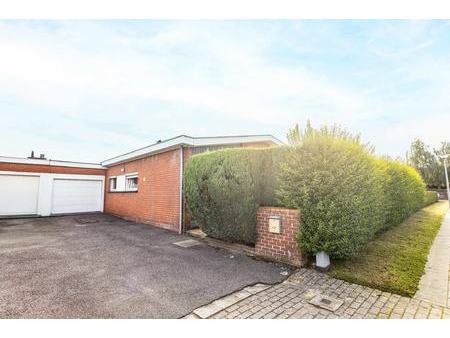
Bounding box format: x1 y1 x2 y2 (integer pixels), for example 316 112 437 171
0 214 287 318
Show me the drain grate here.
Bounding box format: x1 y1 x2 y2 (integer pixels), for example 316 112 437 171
320 298 332 305
75 218 99 224
173 239 201 248
308 294 344 312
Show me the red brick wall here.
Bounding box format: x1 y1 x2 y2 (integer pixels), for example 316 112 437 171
255 207 304 266
0 162 105 176
104 148 182 232
104 141 277 233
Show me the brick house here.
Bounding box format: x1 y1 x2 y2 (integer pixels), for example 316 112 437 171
101 135 282 233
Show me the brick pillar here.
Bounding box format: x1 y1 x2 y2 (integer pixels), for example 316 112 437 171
255 207 304 266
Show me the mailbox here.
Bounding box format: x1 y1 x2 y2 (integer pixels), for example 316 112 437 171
268 215 281 234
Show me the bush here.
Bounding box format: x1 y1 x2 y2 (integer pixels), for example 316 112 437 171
276 136 386 259
184 123 428 258
184 147 288 244
376 159 426 229
277 123 428 259
423 191 439 207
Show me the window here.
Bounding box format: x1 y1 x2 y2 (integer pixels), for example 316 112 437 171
109 173 138 192
109 177 117 191
126 175 138 191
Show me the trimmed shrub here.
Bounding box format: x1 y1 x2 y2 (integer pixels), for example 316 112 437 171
423 191 439 207
258 146 290 207
376 159 426 229
184 147 287 244
184 123 428 258
276 136 386 259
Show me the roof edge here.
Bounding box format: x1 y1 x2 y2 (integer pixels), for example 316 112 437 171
0 156 105 170
101 134 284 167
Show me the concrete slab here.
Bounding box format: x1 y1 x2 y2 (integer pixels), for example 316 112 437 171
243 283 271 294
308 294 344 312
173 239 201 247
415 211 450 307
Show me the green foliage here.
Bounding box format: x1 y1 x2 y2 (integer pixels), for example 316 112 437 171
287 119 374 151
423 191 439 207
185 122 429 258
277 133 385 259
376 159 426 229
184 147 287 244
287 123 302 146
277 122 427 259
407 139 450 189
330 202 448 296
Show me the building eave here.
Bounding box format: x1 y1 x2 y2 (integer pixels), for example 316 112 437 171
0 156 105 170
101 134 283 167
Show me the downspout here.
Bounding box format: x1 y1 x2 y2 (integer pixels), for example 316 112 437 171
179 146 184 234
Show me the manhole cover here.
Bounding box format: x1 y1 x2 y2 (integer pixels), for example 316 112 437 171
173 239 201 248
308 294 344 312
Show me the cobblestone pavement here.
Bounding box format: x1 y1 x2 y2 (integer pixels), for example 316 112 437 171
186 268 450 319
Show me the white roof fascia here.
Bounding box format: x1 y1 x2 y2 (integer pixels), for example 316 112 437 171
0 156 105 169
101 135 192 167
101 134 283 167
190 135 283 147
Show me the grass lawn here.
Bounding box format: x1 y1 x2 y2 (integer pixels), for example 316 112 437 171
329 201 449 297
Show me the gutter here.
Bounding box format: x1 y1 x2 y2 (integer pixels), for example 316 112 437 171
179 146 184 234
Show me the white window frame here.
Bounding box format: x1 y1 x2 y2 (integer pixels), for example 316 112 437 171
125 174 138 192
109 176 117 192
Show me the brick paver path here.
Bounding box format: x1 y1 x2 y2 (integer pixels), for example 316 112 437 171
187 269 450 319
187 210 450 319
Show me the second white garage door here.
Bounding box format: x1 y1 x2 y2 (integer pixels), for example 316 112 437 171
51 179 103 214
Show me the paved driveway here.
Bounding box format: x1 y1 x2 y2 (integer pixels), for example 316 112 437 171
0 214 287 318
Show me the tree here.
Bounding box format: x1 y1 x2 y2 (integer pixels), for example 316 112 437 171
407 139 449 189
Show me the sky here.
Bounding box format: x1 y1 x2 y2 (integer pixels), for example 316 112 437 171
0 20 449 163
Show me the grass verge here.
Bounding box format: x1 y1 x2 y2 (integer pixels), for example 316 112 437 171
329 201 449 297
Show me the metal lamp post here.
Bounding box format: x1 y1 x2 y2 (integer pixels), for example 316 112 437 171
439 154 450 207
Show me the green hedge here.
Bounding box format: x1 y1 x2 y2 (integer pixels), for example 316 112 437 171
184 147 287 244
184 131 427 258
376 159 426 230
276 137 386 259
423 191 439 207
277 137 426 259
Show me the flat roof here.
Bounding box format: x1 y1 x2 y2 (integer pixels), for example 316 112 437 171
0 156 105 169
101 134 283 167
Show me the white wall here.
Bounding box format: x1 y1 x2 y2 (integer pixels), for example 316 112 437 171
0 171 105 216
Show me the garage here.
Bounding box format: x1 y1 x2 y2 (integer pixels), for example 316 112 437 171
0 156 106 218
0 174 40 216
51 179 103 214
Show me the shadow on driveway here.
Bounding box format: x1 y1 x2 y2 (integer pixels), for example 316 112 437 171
0 214 288 318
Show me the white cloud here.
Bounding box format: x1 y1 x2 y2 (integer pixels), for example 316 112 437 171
0 20 449 162
0 21 370 123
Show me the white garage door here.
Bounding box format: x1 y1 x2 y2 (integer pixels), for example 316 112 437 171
51 179 103 214
0 174 40 216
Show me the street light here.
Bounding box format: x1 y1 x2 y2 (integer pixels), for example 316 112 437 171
439 154 450 207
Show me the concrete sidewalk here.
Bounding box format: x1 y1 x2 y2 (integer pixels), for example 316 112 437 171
415 210 450 307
